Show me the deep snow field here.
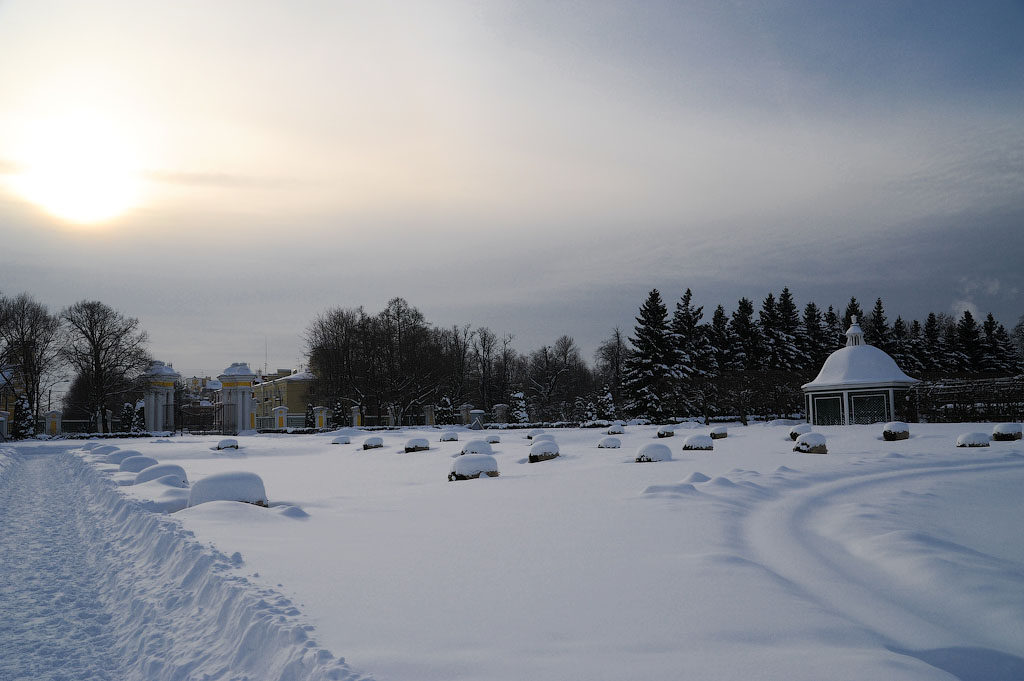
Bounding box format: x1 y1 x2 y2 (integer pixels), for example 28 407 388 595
4 421 1024 681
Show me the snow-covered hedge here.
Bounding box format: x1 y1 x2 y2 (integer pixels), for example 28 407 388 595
789 424 813 441
635 442 671 463
530 433 555 445
992 423 1022 441
440 431 459 442
449 454 499 481
461 440 494 456
794 432 827 454
106 448 140 465
526 428 545 439
135 463 188 486
188 471 268 507
119 455 159 473
597 436 620 449
485 434 501 444
363 436 384 450
331 435 351 445
681 434 714 451
528 440 559 463
607 423 625 435
216 438 239 450
405 437 430 452
883 422 910 441
656 425 675 438
710 426 728 440
956 432 990 448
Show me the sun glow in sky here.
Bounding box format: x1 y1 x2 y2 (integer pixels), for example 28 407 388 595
7 110 143 225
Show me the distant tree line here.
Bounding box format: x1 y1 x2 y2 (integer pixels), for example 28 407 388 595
0 292 150 437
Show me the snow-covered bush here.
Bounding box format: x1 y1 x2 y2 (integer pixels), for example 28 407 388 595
485 434 501 444
531 433 555 445
682 434 714 451
81 441 101 451
710 426 728 440
635 442 671 463
789 424 813 441
440 431 459 442
992 423 1022 441
607 423 625 435
135 463 188 486
461 440 494 456
882 422 909 441
405 437 430 453
363 436 384 450
526 428 545 440
794 433 827 454
331 435 351 445
94 444 119 458
656 425 674 438
12 395 34 439
597 436 620 449
106 448 140 465
216 438 239 450
119 455 159 473
528 440 559 463
187 471 268 507
956 432 990 448
448 454 499 481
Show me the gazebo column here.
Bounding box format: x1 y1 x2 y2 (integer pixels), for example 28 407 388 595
841 391 850 426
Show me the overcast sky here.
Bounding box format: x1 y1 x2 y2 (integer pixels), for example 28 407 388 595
1 0 1022 380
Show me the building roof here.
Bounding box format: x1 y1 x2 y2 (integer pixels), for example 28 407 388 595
802 318 919 392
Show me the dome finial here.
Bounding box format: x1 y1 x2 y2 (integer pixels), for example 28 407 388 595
845 318 865 347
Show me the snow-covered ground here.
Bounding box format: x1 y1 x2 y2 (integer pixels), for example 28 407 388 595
3 422 1023 681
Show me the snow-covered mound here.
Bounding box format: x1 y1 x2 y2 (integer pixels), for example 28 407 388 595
607 423 625 435
529 440 559 463
597 436 620 449
883 422 910 441
657 425 675 438
992 423 1022 441
789 424 812 441
93 444 120 458
363 436 384 450
530 433 555 444
710 426 728 439
188 471 268 507
127 475 191 513
405 437 430 452
682 434 714 451
119 455 159 473
635 442 671 462
331 435 351 445
440 431 459 442
449 454 499 480
794 432 828 454
485 434 501 444
81 441 101 451
956 432 990 448
461 440 494 456
526 428 545 439
135 463 189 486
216 438 239 450
105 448 142 464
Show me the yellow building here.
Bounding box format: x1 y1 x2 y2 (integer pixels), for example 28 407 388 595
252 370 317 421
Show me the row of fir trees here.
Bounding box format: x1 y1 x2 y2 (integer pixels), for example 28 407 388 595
621 288 1022 423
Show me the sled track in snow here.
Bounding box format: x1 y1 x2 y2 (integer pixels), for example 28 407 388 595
0 447 368 681
744 455 1024 656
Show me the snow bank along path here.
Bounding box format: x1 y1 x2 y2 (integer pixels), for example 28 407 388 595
0 445 364 681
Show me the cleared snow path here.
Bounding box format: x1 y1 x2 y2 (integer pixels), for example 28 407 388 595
0 448 364 681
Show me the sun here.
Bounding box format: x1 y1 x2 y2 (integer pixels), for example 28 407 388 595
9 111 142 225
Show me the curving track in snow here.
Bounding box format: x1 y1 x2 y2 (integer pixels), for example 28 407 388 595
0 446 366 681
743 455 1024 679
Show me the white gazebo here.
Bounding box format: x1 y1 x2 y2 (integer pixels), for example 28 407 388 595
802 318 919 425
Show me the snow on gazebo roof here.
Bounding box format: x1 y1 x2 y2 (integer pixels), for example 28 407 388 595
802 317 918 392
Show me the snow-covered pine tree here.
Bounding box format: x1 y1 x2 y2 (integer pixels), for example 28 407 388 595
941 318 967 374
823 305 844 351
594 386 616 421
921 313 943 373
890 317 923 374
979 313 1015 374
863 298 892 352
758 292 781 370
709 305 738 373
623 289 676 420
304 402 315 428
729 297 760 371
120 402 135 433
132 401 146 433
671 289 718 415
907 319 926 373
800 301 829 369
775 288 802 371
509 391 529 423
12 395 34 439
956 310 983 372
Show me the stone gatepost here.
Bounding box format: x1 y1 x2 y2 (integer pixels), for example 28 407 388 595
423 404 435 426
387 406 398 427
218 362 257 434
105 409 113 434
44 410 62 436
144 361 181 432
492 404 509 423
0 411 8 438
351 406 361 427
272 406 289 429
460 404 473 425
469 409 485 430
313 406 328 429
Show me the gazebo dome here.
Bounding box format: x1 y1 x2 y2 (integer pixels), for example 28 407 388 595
802 345 918 391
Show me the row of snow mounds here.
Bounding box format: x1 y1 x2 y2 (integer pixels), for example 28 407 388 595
0 446 18 478
66 452 367 681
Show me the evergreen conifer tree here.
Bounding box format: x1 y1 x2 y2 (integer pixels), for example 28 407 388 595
775 287 802 370
842 297 864 330
12 395 34 439
942 320 967 374
956 310 982 372
304 402 315 428
120 403 135 433
889 317 922 374
623 289 677 419
729 297 760 370
758 292 781 370
800 301 828 368
709 305 737 372
864 298 892 352
823 306 844 351
922 313 943 373
132 402 146 433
